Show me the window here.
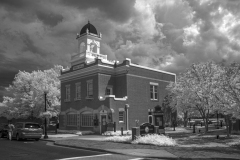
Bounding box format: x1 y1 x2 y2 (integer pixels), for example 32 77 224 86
67 113 77 126
25 123 40 129
150 83 158 100
65 85 71 101
79 42 85 53
105 86 112 95
148 116 153 125
87 80 93 98
75 82 81 100
119 111 124 122
90 42 97 53
81 111 93 127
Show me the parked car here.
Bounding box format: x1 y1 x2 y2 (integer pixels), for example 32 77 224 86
0 123 8 138
9 122 43 141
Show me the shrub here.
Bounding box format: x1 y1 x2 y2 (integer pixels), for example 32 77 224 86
104 135 132 142
104 134 177 146
132 134 176 146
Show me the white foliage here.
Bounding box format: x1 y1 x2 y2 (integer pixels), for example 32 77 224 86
104 135 132 142
104 134 177 146
132 134 177 146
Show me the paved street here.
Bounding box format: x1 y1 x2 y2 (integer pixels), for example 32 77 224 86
0 138 159 160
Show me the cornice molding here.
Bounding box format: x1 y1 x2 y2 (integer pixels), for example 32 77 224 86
99 95 128 101
126 58 176 76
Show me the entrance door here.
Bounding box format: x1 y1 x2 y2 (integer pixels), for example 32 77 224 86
101 115 107 134
155 116 163 129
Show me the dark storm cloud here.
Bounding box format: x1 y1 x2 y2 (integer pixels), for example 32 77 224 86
0 0 34 9
60 0 136 22
36 11 63 27
0 0 63 27
21 33 49 57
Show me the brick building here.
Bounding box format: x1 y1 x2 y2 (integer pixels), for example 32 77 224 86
59 22 176 134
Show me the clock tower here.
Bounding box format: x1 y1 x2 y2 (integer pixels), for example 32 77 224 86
71 21 103 66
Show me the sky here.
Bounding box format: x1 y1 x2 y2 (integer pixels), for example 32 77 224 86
0 0 240 101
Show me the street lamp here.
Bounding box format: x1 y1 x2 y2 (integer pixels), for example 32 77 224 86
43 87 48 139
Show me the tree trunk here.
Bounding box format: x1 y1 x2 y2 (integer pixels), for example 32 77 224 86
204 110 209 133
183 111 188 127
225 115 230 138
204 119 208 133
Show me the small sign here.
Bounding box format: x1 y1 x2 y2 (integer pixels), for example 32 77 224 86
154 105 162 112
73 64 84 70
140 122 154 136
107 122 114 131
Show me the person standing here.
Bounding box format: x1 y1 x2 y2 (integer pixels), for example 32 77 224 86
8 122 15 141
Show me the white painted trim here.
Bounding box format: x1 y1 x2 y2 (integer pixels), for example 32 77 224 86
98 95 127 101
127 74 174 83
119 108 125 111
59 65 114 82
58 154 112 160
126 58 176 76
150 82 159 86
97 64 114 69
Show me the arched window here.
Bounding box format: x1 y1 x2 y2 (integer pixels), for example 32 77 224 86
79 42 86 53
90 42 97 53
81 111 93 127
67 112 77 126
148 115 153 125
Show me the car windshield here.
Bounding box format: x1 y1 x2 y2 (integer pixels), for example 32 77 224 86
25 124 40 129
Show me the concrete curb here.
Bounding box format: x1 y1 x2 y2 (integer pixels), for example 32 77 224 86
40 138 55 142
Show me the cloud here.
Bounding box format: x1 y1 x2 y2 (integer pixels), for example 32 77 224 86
60 0 136 23
1 0 240 101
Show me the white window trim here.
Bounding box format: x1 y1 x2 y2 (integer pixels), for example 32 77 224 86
150 84 158 100
148 115 153 125
150 82 159 86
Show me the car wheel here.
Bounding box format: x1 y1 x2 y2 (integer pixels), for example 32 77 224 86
35 138 40 141
16 134 21 141
0 132 3 138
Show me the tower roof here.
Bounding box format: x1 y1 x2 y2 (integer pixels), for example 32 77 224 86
80 21 98 36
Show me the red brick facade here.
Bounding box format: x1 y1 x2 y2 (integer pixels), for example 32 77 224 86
59 58 175 134
59 22 176 134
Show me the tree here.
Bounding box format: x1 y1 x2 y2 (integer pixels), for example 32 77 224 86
211 62 240 137
167 61 222 132
162 94 176 126
0 65 62 120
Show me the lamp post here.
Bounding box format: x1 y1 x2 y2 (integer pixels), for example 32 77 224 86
125 104 130 131
43 90 48 139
